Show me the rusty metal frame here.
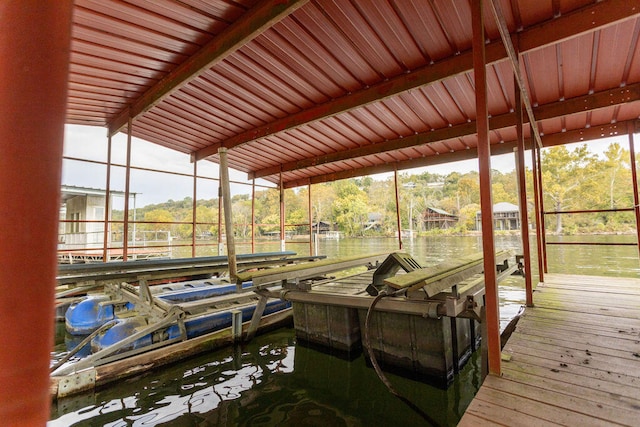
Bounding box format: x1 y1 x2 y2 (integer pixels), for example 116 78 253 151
191 160 197 258
251 84 640 180
488 0 542 149
283 119 639 189
472 0 501 376
628 122 640 260
194 0 638 162
536 147 548 274
108 0 308 137
515 80 534 306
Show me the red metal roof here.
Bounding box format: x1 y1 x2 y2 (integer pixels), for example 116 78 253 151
66 0 640 187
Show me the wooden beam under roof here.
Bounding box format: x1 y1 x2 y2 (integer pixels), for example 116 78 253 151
106 0 308 137
193 0 639 161
282 120 637 189
250 84 640 180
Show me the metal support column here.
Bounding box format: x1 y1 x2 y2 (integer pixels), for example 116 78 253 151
102 135 112 263
536 146 548 273
251 179 256 253
531 137 545 282
217 173 224 256
191 160 198 258
308 181 313 256
628 122 640 261
394 167 403 250
0 2 72 423
280 172 286 252
515 81 534 306
219 148 238 285
472 0 501 376
122 118 133 261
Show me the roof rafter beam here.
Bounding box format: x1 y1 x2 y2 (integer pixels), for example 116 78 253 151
488 0 543 149
250 83 640 179
107 0 308 137
282 120 637 189
194 0 639 161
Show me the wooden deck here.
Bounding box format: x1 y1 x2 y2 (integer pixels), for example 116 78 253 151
459 273 640 426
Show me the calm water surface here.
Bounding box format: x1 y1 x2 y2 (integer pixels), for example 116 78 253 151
49 235 639 426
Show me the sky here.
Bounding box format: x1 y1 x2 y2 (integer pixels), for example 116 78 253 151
62 124 630 207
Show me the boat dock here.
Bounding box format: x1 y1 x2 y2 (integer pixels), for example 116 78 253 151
459 273 640 426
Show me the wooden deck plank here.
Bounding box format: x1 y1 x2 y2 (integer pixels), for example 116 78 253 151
458 273 640 426
480 375 639 425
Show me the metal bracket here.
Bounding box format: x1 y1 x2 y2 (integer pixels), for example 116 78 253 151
57 369 96 398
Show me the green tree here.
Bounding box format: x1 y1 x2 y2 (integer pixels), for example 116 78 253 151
541 144 597 233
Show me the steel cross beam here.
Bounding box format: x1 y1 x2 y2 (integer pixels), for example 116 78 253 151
106 0 308 137
282 119 638 189
193 0 639 161
251 84 640 180
488 0 542 149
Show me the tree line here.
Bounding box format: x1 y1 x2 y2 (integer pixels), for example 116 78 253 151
119 142 637 239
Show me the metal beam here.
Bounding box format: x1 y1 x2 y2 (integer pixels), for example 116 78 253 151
0 2 72 424
251 84 640 180
107 0 308 137
472 0 501 376
283 119 640 189
194 0 639 161
489 0 543 149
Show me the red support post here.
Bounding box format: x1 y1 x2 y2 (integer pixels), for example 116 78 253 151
280 172 286 252
515 80 534 306
472 0 501 376
531 137 545 282
627 122 640 261
0 2 73 424
192 160 198 258
536 146 548 273
308 182 313 256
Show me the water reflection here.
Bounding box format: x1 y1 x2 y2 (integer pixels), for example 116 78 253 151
50 327 484 426
50 235 638 426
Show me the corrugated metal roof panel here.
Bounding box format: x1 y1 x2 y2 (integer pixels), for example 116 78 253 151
59 0 640 186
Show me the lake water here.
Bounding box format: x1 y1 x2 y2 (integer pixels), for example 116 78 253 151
49 235 639 426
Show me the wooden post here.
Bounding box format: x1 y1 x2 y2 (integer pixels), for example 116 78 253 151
0 2 72 424
394 168 403 250
122 118 133 261
103 135 112 263
219 147 238 285
251 179 256 253
245 295 269 342
472 0 501 376
515 79 534 306
280 172 286 252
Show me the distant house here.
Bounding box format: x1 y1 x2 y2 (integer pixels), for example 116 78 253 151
59 185 127 249
422 207 458 230
364 212 383 231
311 221 333 234
475 202 520 231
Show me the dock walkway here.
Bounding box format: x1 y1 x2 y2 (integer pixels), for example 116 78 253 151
459 273 640 426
